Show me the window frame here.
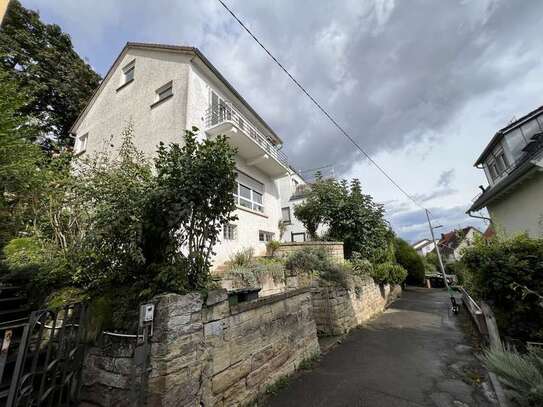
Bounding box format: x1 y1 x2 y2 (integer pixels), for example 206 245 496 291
151 81 173 108
281 207 291 223
234 181 264 213
259 230 274 242
223 224 237 241
121 60 135 85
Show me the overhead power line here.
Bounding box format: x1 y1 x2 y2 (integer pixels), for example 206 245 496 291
216 0 425 210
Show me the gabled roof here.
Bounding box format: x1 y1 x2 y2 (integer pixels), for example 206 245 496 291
438 227 480 251
69 42 283 145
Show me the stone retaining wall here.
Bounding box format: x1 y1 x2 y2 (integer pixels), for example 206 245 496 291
81 288 320 407
275 241 344 263
311 276 402 336
80 337 137 407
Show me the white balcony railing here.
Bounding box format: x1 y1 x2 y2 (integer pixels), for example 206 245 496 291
204 103 288 167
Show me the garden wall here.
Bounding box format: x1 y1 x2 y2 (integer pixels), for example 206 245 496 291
81 337 137 407
81 288 320 407
275 241 344 263
311 276 402 336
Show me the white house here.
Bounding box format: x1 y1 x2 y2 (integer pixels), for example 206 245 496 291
436 227 481 263
275 172 310 242
468 105 543 237
70 42 293 268
411 239 435 256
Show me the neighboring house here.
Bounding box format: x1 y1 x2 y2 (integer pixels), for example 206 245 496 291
412 239 436 256
467 105 543 237
70 42 293 268
436 227 481 262
275 171 309 242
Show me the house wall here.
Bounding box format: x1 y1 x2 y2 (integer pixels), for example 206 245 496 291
74 47 285 269
487 171 543 238
186 65 282 266
77 48 190 158
275 173 308 241
452 228 480 260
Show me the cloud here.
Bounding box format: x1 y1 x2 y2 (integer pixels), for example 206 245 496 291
22 0 543 241
437 169 455 188
389 205 487 243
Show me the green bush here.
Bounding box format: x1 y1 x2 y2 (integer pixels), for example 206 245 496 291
227 248 254 268
350 253 373 277
3 237 45 269
266 240 282 256
319 261 354 289
445 261 467 285
285 247 331 274
394 238 425 286
388 263 408 285
225 253 286 287
254 257 285 283
462 234 543 341
372 262 407 285
482 346 543 406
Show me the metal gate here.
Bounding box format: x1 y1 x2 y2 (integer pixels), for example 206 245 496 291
0 303 87 407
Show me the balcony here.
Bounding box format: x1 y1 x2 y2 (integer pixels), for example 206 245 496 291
204 103 289 177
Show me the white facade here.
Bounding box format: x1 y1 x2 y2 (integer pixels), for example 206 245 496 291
71 43 291 268
412 239 435 256
275 172 309 242
469 106 543 238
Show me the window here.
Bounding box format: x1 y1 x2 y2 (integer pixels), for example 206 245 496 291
210 90 231 125
153 81 173 106
75 133 88 154
223 224 237 240
488 161 499 180
495 151 508 173
122 60 135 84
259 230 274 242
281 207 291 223
233 172 265 213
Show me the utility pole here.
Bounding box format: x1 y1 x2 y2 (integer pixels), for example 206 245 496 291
425 209 449 290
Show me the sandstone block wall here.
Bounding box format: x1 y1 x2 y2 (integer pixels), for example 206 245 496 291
80 337 137 407
311 276 402 336
81 288 320 407
275 241 344 263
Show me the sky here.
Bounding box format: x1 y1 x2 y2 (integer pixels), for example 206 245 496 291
22 0 543 242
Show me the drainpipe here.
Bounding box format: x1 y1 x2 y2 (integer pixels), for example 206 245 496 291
467 210 493 226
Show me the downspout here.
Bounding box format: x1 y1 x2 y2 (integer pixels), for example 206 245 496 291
467 210 493 226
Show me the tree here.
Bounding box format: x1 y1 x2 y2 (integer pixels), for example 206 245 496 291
294 176 389 259
394 238 425 286
0 66 44 250
0 1 101 147
143 127 238 291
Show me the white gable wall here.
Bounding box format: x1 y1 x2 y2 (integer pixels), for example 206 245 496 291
77 48 190 157
73 46 283 269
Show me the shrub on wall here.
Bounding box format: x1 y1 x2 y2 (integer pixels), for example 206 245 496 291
285 247 331 274
462 234 543 342
393 238 425 286
225 250 286 287
371 262 407 286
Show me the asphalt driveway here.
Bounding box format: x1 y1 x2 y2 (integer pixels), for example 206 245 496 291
264 287 495 407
